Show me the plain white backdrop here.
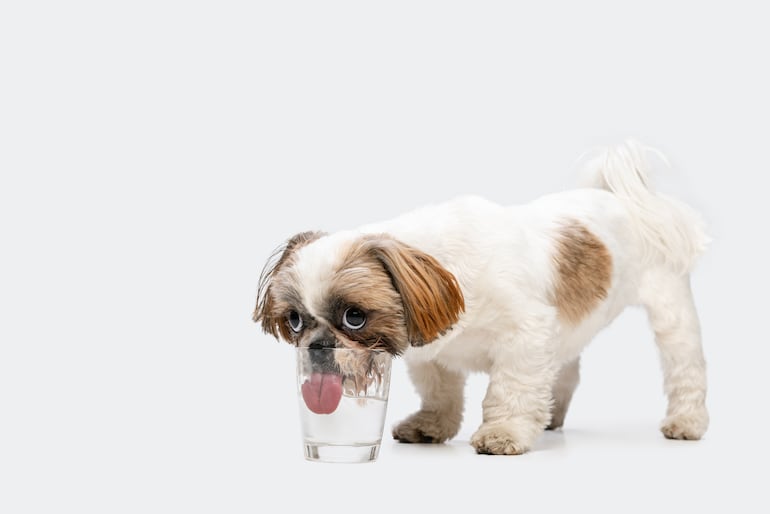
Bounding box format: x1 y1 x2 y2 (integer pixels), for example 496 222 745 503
2 1 769 513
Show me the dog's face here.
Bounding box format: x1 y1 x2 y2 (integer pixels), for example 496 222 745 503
253 231 465 369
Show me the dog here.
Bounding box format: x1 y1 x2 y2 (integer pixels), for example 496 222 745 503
253 140 709 455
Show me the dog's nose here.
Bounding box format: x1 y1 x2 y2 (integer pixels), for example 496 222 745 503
308 339 336 350
307 338 338 374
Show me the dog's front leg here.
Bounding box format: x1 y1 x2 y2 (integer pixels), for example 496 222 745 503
471 342 556 455
392 360 466 444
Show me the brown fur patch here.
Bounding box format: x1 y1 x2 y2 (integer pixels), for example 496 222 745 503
253 231 324 339
352 235 465 346
552 221 612 324
327 246 410 355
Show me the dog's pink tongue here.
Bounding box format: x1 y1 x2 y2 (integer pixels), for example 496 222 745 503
301 373 343 414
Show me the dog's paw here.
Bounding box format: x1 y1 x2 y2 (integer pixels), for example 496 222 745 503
392 411 458 444
470 424 530 455
661 410 709 440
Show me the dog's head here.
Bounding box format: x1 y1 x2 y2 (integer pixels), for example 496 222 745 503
253 231 465 364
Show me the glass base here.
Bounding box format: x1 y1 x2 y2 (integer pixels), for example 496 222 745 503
304 442 381 463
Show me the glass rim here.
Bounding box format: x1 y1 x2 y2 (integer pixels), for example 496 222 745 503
295 346 392 355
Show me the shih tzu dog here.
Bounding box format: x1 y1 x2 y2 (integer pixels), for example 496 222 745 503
253 140 709 455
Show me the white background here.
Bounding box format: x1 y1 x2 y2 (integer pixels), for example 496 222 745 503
1 1 769 513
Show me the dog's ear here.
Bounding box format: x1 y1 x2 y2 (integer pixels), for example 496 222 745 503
366 236 465 346
253 231 324 339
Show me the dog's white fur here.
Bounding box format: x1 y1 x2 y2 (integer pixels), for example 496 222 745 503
266 140 709 454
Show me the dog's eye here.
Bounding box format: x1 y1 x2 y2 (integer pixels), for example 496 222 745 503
288 311 303 333
342 307 366 330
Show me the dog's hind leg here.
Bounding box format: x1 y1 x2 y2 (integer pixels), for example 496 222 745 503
392 360 466 444
641 271 709 440
546 357 580 430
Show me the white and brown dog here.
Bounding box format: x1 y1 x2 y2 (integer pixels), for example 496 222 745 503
254 140 709 455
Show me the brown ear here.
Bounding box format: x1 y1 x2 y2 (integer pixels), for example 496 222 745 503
253 231 324 339
366 236 465 346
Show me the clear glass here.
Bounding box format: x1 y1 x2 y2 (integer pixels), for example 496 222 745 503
296 347 392 463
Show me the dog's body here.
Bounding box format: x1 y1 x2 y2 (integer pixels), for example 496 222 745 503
255 141 709 455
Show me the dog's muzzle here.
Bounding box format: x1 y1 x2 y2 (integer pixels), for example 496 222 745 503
308 338 337 374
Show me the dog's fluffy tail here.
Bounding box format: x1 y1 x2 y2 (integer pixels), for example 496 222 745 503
578 139 709 274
